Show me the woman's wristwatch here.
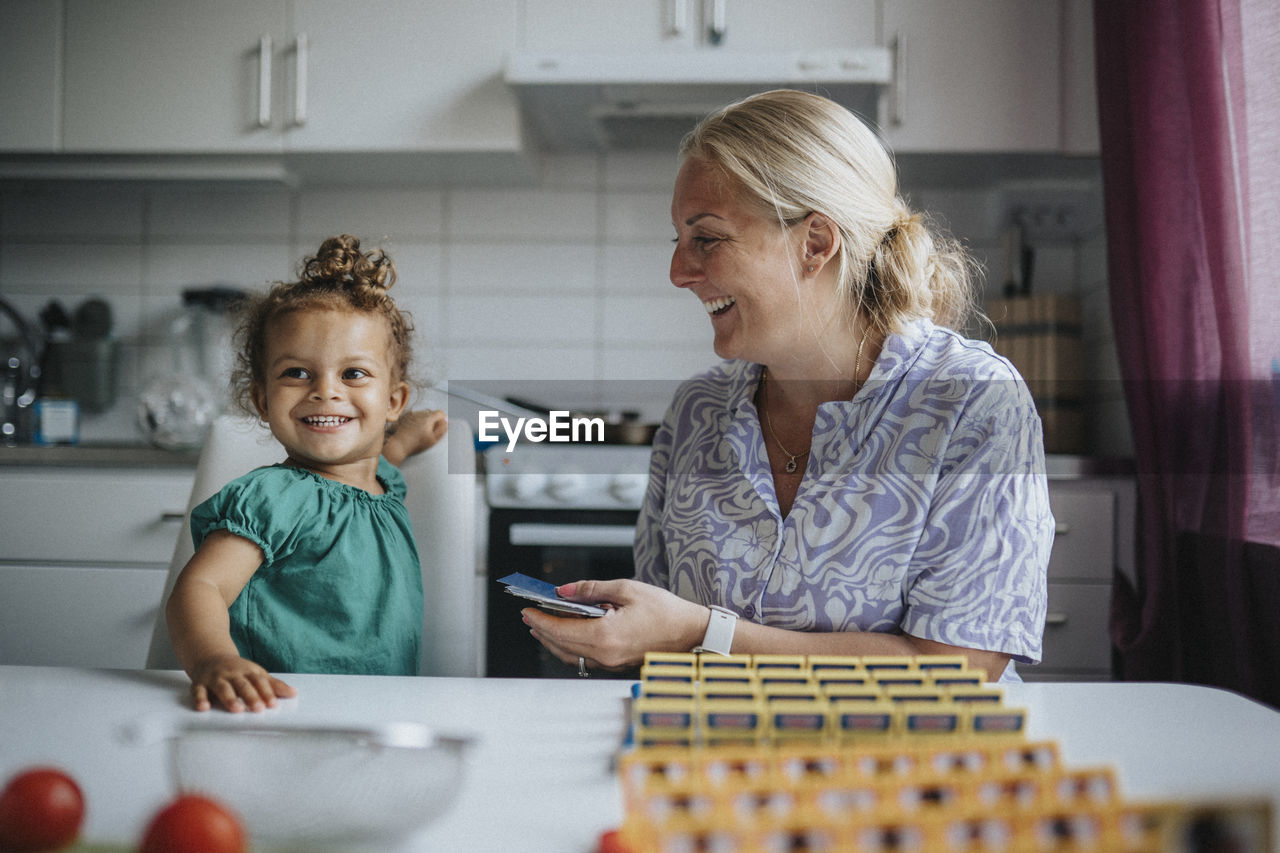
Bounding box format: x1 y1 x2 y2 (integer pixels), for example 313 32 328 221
692 605 738 656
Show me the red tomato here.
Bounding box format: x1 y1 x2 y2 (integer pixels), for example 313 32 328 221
0 766 85 852
139 794 247 853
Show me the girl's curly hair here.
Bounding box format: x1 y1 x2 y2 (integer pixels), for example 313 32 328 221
229 234 415 416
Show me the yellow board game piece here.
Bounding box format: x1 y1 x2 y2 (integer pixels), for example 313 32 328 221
830 698 897 742
768 699 831 742
700 699 766 745
643 651 698 669
752 654 809 672
898 700 964 736
697 653 753 673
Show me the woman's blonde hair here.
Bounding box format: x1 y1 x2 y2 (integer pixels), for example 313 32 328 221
229 234 416 417
680 89 981 336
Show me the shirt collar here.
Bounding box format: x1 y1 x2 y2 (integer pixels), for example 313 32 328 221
724 316 936 415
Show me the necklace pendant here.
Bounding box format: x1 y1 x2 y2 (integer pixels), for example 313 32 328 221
784 458 798 474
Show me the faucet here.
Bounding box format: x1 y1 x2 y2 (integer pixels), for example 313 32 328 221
0 297 43 445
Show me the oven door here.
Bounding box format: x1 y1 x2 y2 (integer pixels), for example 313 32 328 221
486 507 638 678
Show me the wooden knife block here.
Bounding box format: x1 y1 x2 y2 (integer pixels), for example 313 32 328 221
986 294 1084 455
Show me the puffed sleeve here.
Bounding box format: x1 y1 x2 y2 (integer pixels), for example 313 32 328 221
190 466 306 565
900 380 1054 664
377 456 407 501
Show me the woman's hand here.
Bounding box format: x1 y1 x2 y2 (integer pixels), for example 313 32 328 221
383 409 449 466
522 579 710 672
188 653 296 713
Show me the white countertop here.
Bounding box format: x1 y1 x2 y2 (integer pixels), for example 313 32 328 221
1 667 1278 851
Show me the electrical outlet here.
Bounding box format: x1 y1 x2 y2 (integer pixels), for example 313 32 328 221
999 182 1102 243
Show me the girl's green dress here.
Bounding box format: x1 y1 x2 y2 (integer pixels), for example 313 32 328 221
190 457 423 675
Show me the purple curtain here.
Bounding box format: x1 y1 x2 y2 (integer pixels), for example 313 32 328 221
1094 0 1280 707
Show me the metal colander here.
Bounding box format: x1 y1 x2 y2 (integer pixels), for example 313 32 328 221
140 720 471 847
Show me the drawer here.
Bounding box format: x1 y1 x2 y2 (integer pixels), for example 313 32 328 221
1037 582 1112 673
0 468 193 564
0 564 167 668
1046 485 1115 581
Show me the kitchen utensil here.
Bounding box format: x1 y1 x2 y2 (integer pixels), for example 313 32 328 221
121 717 472 847
137 286 246 448
71 298 114 340
0 297 42 444
43 297 120 414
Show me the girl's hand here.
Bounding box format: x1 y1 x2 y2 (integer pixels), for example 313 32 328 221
522 579 709 672
189 653 297 713
383 409 449 466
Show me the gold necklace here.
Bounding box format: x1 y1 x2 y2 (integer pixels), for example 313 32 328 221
762 369 806 473
760 330 869 475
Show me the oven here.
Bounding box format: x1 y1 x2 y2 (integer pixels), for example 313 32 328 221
484 443 652 678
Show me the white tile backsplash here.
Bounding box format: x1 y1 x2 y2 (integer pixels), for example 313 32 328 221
604 150 681 191
600 293 708 345
446 242 597 295
144 242 293 298
601 243 673 294
2 242 144 298
604 190 677 242
148 190 292 240
443 344 597 381
0 151 1126 453
296 188 445 243
447 189 596 240
1 186 145 239
447 294 596 347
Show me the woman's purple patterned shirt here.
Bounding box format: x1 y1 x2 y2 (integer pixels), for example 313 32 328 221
634 319 1053 682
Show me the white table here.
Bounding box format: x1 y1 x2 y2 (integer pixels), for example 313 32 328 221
1 667 1279 851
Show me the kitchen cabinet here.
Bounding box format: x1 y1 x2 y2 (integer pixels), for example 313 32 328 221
284 1 520 153
60 0 521 156
0 466 193 668
518 1 878 52
879 0 1064 152
0 0 62 151
62 0 288 153
1026 476 1135 681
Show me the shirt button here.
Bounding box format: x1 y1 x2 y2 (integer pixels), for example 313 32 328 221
743 604 756 618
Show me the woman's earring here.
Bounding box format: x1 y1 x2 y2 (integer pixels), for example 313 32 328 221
807 265 815 272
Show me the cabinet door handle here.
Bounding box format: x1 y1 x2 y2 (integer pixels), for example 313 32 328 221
160 511 186 522
889 32 906 127
257 35 273 128
293 33 308 127
706 0 726 45
669 0 687 36
1045 612 1069 627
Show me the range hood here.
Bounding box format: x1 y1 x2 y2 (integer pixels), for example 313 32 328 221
505 49 892 151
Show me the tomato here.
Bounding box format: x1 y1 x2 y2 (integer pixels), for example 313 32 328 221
139 794 247 853
0 766 85 852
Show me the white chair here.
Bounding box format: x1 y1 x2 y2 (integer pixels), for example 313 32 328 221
145 414 481 677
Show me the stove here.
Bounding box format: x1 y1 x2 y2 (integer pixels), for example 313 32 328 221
482 442 653 678
484 442 652 511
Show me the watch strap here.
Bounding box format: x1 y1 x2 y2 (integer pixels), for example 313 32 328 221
692 605 738 656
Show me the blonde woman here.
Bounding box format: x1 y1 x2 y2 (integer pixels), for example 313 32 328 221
525 90 1052 683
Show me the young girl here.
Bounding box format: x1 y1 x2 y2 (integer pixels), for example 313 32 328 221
166 234 448 713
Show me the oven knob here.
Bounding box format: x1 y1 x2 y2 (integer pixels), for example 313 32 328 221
608 473 647 504
546 472 587 502
506 473 548 501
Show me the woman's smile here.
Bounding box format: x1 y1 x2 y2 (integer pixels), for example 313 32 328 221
702 295 736 316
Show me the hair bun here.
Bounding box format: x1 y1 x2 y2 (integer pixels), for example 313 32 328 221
302 234 396 292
